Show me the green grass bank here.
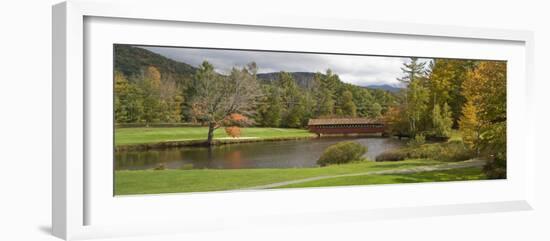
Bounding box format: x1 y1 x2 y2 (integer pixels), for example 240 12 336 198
115 127 316 149
116 159 458 195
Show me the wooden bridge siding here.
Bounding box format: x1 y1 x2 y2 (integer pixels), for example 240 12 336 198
308 126 385 134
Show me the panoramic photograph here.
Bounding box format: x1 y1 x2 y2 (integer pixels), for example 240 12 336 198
113 44 507 195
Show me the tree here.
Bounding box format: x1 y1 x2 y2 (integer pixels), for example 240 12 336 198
258 86 282 127
441 102 453 136
383 105 408 136
189 61 261 145
141 66 162 126
114 71 132 123
317 87 335 116
428 59 476 126
278 72 300 110
169 94 183 122
225 127 241 138
461 61 506 176
367 102 382 118
395 58 429 137
158 77 183 123
369 88 396 115
314 71 337 116
341 90 357 117
278 72 307 127
431 102 453 137
405 79 429 136
352 88 374 117
459 100 481 153
285 97 306 128
223 113 250 138
397 57 427 84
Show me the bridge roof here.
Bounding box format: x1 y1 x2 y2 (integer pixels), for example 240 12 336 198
307 118 381 126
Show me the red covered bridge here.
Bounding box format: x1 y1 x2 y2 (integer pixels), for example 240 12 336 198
307 118 386 136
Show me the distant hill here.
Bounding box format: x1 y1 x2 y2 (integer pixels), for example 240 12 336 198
258 72 402 94
114 45 197 85
114 46 401 94
365 84 403 93
257 72 318 89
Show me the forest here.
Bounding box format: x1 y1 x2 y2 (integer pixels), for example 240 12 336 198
114 45 506 178
114 57 395 127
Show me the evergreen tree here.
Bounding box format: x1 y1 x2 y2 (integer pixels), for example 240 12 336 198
278 72 305 127
314 72 336 116
285 96 306 128
369 102 382 118
341 90 357 117
260 87 282 127
397 57 427 84
396 58 429 137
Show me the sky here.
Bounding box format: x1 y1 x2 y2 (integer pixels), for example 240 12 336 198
141 46 431 87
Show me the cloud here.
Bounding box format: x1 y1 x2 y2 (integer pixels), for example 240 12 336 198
141 46 426 87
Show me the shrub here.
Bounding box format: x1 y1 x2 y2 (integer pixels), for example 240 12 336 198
483 157 506 179
317 141 367 166
154 163 165 170
432 140 474 162
224 113 253 126
225 126 241 138
376 140 474 162
407 134 426 147
375 150 407 162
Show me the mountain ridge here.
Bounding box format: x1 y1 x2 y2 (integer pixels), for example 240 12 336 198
115 46 401 93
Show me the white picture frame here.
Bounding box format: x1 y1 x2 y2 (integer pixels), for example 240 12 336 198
52 0 535 240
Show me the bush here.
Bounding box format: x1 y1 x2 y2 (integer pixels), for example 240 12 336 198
317 141 367 166
375 150 407 162
483 157 506 179
225 126 241 138
407 134 426 147
432 140 474 162
376 140 474 162
154 163 166 170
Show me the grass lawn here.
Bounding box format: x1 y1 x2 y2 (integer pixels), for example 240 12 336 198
115 159 450 195
115 127 316 146
274 166 486 189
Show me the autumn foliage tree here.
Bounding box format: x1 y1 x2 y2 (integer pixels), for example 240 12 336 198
459 100 482 153
141 66 162 126
431 102 453 138
189 61 261 145
383 105 409 137
460 61 507 178
114 71 143 123
223 113 251 138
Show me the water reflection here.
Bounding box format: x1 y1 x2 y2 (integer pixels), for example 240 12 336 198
115 137 404 170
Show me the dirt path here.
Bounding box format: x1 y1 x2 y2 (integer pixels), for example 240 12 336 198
244 159 486 190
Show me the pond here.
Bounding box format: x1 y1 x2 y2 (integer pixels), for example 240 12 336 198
115 137 405 170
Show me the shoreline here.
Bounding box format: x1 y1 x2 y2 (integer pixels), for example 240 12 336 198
114 133 394 151
115 135 318 151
